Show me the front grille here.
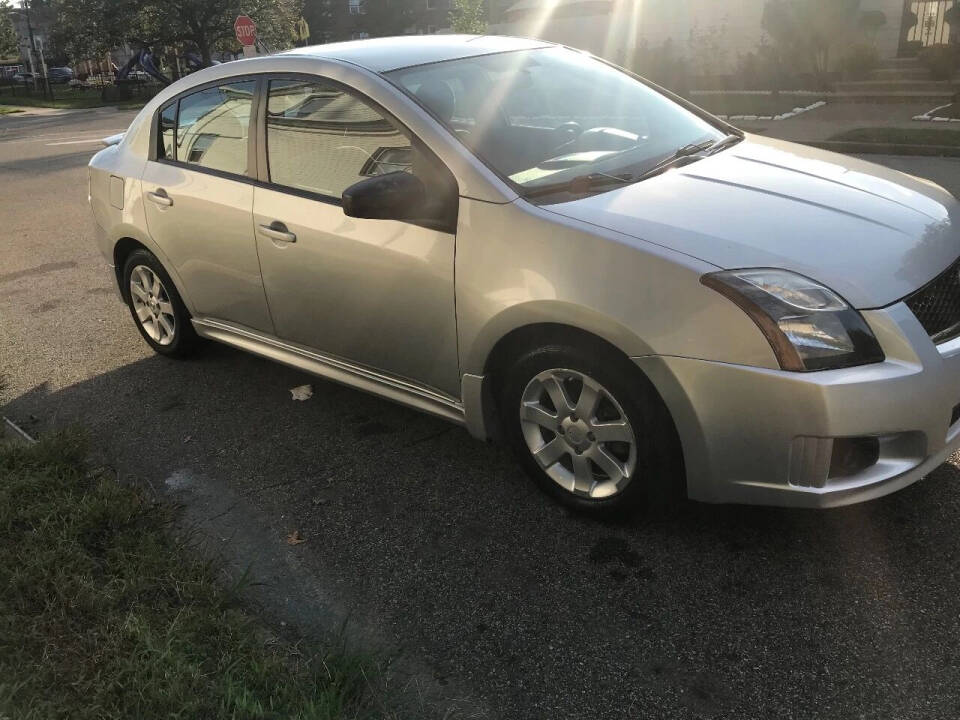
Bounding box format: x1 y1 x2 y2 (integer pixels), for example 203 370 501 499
905 258 960 344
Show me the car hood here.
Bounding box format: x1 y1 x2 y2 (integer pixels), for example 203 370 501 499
542 134 960 308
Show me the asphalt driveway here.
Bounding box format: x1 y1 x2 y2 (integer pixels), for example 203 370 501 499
4 108 960 719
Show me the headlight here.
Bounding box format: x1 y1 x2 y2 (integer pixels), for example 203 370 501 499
701 268 884 371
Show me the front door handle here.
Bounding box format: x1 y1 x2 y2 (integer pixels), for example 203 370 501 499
258 221 297 243
146 189 173 207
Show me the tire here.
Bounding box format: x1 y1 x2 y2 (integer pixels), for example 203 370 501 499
498 341 684 517
122 248 198 358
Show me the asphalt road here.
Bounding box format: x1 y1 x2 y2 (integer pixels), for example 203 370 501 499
4 108 960 719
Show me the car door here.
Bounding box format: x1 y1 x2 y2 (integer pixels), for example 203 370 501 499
140 78 273 333
252 76 460 396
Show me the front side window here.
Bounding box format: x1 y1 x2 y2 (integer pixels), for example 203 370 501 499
265 78 413 198
173 80 255 175
387 47 726 199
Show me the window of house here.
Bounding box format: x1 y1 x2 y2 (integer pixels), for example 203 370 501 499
348 0 365 14
265 78 413 198
173 81 255 175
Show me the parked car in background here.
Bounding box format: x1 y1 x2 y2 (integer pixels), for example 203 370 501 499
47 67 74 83
88 36 960 516
11 72 34 83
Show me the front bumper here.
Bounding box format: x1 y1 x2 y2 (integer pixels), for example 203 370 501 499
636 302 960 507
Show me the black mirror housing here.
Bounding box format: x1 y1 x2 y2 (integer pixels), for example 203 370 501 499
342 172 426 221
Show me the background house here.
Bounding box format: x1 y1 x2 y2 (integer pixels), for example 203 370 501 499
488 0 957 72
303 0 455 44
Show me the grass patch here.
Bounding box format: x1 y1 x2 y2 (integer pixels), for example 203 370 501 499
0 432 393 720
830 127 960 147
690 91 825 117
0 106 23 114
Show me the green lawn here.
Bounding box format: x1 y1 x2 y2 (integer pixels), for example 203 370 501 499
830 127 960 147
0 431 394 720
0 106 23 114
690 92 826 118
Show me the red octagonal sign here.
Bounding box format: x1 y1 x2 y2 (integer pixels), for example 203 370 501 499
235 15 257 47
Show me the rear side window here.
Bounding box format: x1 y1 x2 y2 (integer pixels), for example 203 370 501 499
167 80 256 175
158 102 176 159
265 78 411 198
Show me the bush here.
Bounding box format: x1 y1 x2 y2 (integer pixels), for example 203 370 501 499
736 43 788 90
632 38 691 96
841 42 880 80
919 44 960 80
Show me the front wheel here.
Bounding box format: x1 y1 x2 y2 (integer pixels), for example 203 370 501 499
498 343 684 517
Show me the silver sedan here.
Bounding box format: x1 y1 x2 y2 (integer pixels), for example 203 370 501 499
88 35 960 515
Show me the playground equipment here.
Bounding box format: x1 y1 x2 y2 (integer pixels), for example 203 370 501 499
116 48 225 86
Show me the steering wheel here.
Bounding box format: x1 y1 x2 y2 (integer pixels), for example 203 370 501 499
552 121 583 150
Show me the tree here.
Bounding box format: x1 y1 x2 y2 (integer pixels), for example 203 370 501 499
687 19 729 78
0 1 19 60
364 0 415 38
50 0 145 63
858 9 886 46
761 0 861 82
450 0 486 34
50 0 299 67
146 0 296 65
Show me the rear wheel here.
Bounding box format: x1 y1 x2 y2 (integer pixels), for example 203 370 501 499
122 249 198 358
498 342 684 516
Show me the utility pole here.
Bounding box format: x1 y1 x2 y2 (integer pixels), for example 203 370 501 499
21 0 38 90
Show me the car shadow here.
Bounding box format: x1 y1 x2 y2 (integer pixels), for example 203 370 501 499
4 343 960 719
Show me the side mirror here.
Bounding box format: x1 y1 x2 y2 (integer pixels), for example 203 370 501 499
342 171 425 221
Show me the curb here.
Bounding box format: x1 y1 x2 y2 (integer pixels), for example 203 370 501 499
804 140 960 157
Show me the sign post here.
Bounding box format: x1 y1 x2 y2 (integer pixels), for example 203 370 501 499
234 15 258 58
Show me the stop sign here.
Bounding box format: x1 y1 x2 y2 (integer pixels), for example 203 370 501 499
235 15 257 47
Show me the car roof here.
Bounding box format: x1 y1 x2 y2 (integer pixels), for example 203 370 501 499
280 34 554 73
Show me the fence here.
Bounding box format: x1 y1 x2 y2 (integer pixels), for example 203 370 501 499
0 76 164 105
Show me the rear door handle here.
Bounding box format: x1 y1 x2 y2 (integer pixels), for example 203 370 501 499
146 189 173 207
258 221 296 243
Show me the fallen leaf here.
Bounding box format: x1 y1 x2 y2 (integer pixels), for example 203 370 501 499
286 530 307 545
289 384 313 401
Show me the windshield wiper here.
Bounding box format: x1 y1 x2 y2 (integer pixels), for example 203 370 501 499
633 134 742 183
705 133 744 156
522 133 745 199
522 171 633 199
632 145 710 183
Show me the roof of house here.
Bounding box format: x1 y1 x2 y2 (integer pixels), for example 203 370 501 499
281 34 553 73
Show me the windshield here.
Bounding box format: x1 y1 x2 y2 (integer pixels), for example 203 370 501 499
386 47 725 200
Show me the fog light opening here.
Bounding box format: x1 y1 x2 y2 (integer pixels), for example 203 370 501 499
828 437 881 480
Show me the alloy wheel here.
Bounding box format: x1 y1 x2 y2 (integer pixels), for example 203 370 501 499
129 265 176 346
519 368 638 499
